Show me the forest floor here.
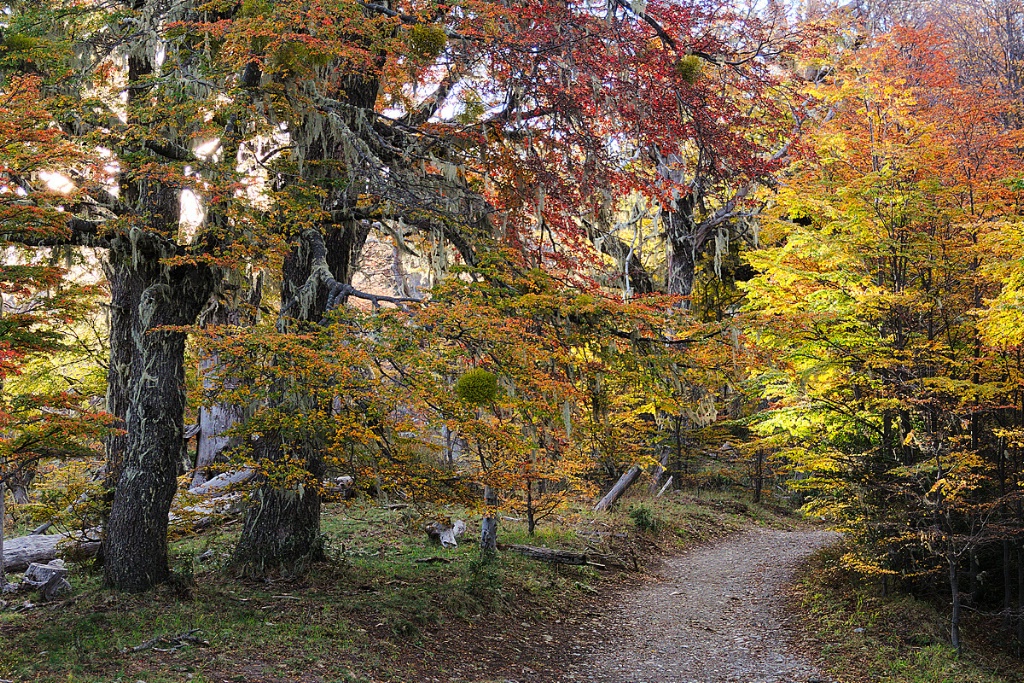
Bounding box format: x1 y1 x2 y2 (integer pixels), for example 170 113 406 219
2 489 796 682
4 491 1014 682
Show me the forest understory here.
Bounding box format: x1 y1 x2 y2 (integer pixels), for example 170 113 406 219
1 489 1016 683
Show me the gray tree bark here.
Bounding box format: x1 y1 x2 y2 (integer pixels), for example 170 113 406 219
480 486 498 552
3 533 101 573
193 275 262 488
1 485 6 586
594 465 642 512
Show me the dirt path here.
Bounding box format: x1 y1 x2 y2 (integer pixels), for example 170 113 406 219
564 527 838 683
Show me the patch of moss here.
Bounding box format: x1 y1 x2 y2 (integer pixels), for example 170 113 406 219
408 24 447 60
455 368 499 406
674 55 703 84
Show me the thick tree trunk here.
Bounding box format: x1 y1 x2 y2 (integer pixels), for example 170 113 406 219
6 468 34 505
234 226 366 576
103 262 215 592
667 232 698 300
102 244 162 490
193 275 261 488
193 402 240 488
234 434 325 576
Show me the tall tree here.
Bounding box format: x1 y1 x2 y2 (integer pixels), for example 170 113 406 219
744 26 1024 646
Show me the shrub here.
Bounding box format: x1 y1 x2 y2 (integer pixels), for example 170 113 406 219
629 503 660 533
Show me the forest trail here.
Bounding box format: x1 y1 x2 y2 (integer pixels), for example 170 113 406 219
565 527 839 683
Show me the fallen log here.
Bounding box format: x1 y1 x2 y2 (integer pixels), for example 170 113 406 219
3 534 100 573
187 468 254 496
657 476 673 498
594 465 642 511
501 544 605 568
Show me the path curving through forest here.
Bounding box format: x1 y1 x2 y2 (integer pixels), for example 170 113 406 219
566 527 839 683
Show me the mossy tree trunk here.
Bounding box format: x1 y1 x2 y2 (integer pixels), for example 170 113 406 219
102 237 165 491
103 253 215 592
1 481 6 587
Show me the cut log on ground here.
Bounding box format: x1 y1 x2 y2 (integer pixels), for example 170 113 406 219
425 519 466 548
3 534 100 573
594 465 642 511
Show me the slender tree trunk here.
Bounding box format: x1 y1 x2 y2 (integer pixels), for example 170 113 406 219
1004 539 1013 632
752 448 765 504
526 483 536 536
1 482 6 587
480 485 498 552
969 547 979 606
949 552 962 655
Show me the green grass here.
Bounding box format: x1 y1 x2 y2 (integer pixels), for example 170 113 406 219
794 544 1022 683
1 490 794 682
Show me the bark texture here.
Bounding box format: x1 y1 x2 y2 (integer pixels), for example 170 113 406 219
3 533 101 573
193 281 261 487
1 484 6 586
103 253 215 592
480 485 499 552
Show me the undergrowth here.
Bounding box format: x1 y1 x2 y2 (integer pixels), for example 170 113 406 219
795 543 1022 683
